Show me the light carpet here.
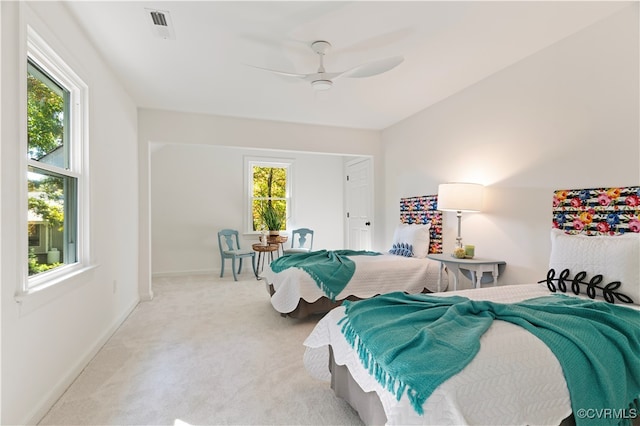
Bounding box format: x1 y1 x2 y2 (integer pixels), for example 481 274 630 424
39 273 363 425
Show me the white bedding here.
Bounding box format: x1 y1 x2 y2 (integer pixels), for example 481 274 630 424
303 283 639 425
262 253 446 314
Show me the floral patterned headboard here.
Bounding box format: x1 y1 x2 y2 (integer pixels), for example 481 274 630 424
400 195 443 254
552 186 640 235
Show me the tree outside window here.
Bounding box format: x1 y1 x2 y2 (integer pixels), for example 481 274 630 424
27 60 77 277
250 163 290 232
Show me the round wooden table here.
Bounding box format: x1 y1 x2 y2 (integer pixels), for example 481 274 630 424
266 235 288 256
252 243 279 274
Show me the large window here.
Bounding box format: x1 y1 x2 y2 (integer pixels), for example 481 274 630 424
247 159 292 233
25 30 87 289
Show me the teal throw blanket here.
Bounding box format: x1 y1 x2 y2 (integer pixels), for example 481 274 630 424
270 249 380 301
339 292 640 425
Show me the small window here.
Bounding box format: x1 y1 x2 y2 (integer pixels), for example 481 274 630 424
246 159 292 233
25 30 87 289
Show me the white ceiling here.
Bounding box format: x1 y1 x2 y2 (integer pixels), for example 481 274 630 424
64 1 629 130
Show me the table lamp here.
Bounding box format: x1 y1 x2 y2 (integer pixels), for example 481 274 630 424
437 183 483 250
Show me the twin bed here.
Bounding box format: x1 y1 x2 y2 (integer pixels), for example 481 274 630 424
302 186 640 425
262 195 448 318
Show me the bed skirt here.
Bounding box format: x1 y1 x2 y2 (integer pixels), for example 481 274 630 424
266 283 434 319
266 283 363 318
328 345 578 426
329 347 387 425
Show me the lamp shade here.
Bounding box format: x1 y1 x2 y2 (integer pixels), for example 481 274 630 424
437 183 483 212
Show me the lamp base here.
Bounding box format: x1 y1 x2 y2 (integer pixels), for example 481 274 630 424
453 211 464 258
455 237 463 249
453 240 466 258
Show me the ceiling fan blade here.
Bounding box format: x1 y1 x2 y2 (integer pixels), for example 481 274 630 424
340 56 404 79
246 64 308 79
247 41 403 91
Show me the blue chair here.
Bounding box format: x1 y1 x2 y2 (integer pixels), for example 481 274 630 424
283 228 314 254
217 229 257 281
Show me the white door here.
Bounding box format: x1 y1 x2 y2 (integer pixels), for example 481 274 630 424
345 158 373 250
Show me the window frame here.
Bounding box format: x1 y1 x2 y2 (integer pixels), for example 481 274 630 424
18 26 91 295
245 157 294 235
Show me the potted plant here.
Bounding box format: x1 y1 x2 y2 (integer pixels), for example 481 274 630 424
261 204 282 235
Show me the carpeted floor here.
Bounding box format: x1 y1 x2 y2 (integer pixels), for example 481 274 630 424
39 273 363 425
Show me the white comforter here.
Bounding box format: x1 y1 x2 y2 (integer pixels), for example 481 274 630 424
304 284 577 425
263 253 446 314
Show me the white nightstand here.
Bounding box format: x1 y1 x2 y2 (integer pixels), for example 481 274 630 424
427 253 506 291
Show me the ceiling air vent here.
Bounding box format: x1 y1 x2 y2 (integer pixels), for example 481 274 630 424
150 11 167 26
146 8 176 40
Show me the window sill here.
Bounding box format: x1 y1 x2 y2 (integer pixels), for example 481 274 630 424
15 264 99 316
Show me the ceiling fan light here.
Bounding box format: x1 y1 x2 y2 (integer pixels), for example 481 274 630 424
311 80 332 91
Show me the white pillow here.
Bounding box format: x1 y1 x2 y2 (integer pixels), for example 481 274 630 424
548 229 640 304
392 224 431 258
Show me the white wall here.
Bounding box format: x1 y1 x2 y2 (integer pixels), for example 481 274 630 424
151 144 346 275
1 2 139 424
383 5 639 287
138 110 383 292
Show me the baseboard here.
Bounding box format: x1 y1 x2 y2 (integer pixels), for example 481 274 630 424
26 297 140 425
152 268 215 278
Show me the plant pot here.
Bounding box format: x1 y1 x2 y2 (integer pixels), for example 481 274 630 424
269 230 280 236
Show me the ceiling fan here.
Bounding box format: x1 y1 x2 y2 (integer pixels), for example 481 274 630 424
251 40 404 91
